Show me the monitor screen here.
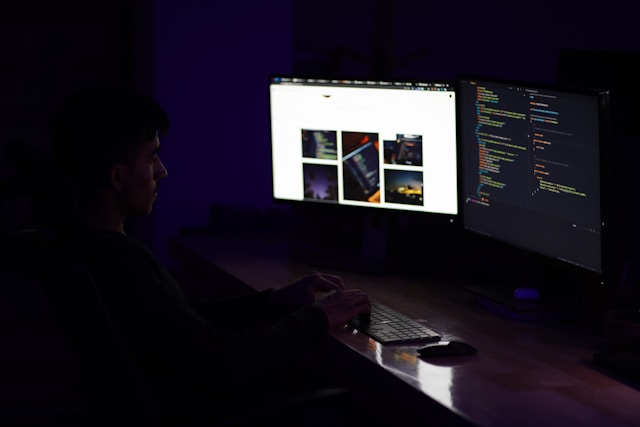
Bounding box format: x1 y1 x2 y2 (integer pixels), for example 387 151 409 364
457 75 610 295
268 76 459 273
269 76 458 216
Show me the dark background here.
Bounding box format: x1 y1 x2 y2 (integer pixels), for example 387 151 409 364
1 0 638 270
1 0 640 421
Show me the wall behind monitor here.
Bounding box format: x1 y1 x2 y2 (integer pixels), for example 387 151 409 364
151 0 638 269
152 0 294 269
293 1 639 82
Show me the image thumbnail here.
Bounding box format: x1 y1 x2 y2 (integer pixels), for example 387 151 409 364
384 169 423 206
303 163 339 202
302 129 338 159
383 134 423 166
341 131 380 202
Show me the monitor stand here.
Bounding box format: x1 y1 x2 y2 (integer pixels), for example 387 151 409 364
287 207 393 275
465 284 578 321
460 242 587 320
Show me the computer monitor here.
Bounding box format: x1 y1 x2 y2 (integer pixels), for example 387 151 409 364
269 75 459 273
456 75 611 315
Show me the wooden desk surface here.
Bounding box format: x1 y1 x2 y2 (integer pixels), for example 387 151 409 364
170 234 640 427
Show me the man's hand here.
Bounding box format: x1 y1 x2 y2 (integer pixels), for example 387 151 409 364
269 271 347 310
313 288 371 329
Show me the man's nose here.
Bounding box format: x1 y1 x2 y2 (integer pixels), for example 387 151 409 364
156 158 168 179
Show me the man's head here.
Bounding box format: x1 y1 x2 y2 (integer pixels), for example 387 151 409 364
52 85 170 220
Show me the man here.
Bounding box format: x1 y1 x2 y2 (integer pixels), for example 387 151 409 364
49 85 371 424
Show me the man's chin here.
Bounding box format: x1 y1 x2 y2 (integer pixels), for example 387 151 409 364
137 202 155 216
147 193 158 214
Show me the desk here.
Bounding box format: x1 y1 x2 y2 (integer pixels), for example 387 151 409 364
170 234 640 427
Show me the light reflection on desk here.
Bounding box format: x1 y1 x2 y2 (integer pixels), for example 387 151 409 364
341 326 454 410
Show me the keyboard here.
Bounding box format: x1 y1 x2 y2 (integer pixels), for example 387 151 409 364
348 301 441 345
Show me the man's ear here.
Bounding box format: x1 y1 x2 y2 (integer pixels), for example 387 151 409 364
110 163 126 192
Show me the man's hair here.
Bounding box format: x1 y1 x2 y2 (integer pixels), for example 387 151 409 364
52 85 170 198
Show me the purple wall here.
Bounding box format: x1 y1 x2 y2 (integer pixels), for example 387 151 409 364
151 0 638 268
153 1 294 267
293 1 639 83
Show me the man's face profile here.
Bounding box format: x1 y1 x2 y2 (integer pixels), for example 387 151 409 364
115 134 168 216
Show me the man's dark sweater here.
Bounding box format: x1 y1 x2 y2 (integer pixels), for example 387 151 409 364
54 227 332 418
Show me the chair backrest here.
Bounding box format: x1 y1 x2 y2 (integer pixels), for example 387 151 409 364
10 228 166 426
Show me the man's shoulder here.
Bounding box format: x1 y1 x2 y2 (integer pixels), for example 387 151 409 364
55 226 145 258
55 227 167 286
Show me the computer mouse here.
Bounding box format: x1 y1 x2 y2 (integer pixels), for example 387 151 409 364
417 341 478 358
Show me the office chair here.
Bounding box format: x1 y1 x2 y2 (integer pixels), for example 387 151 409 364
9 228 355 426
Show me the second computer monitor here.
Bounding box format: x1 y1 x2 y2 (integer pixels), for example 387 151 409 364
457 75 610 289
